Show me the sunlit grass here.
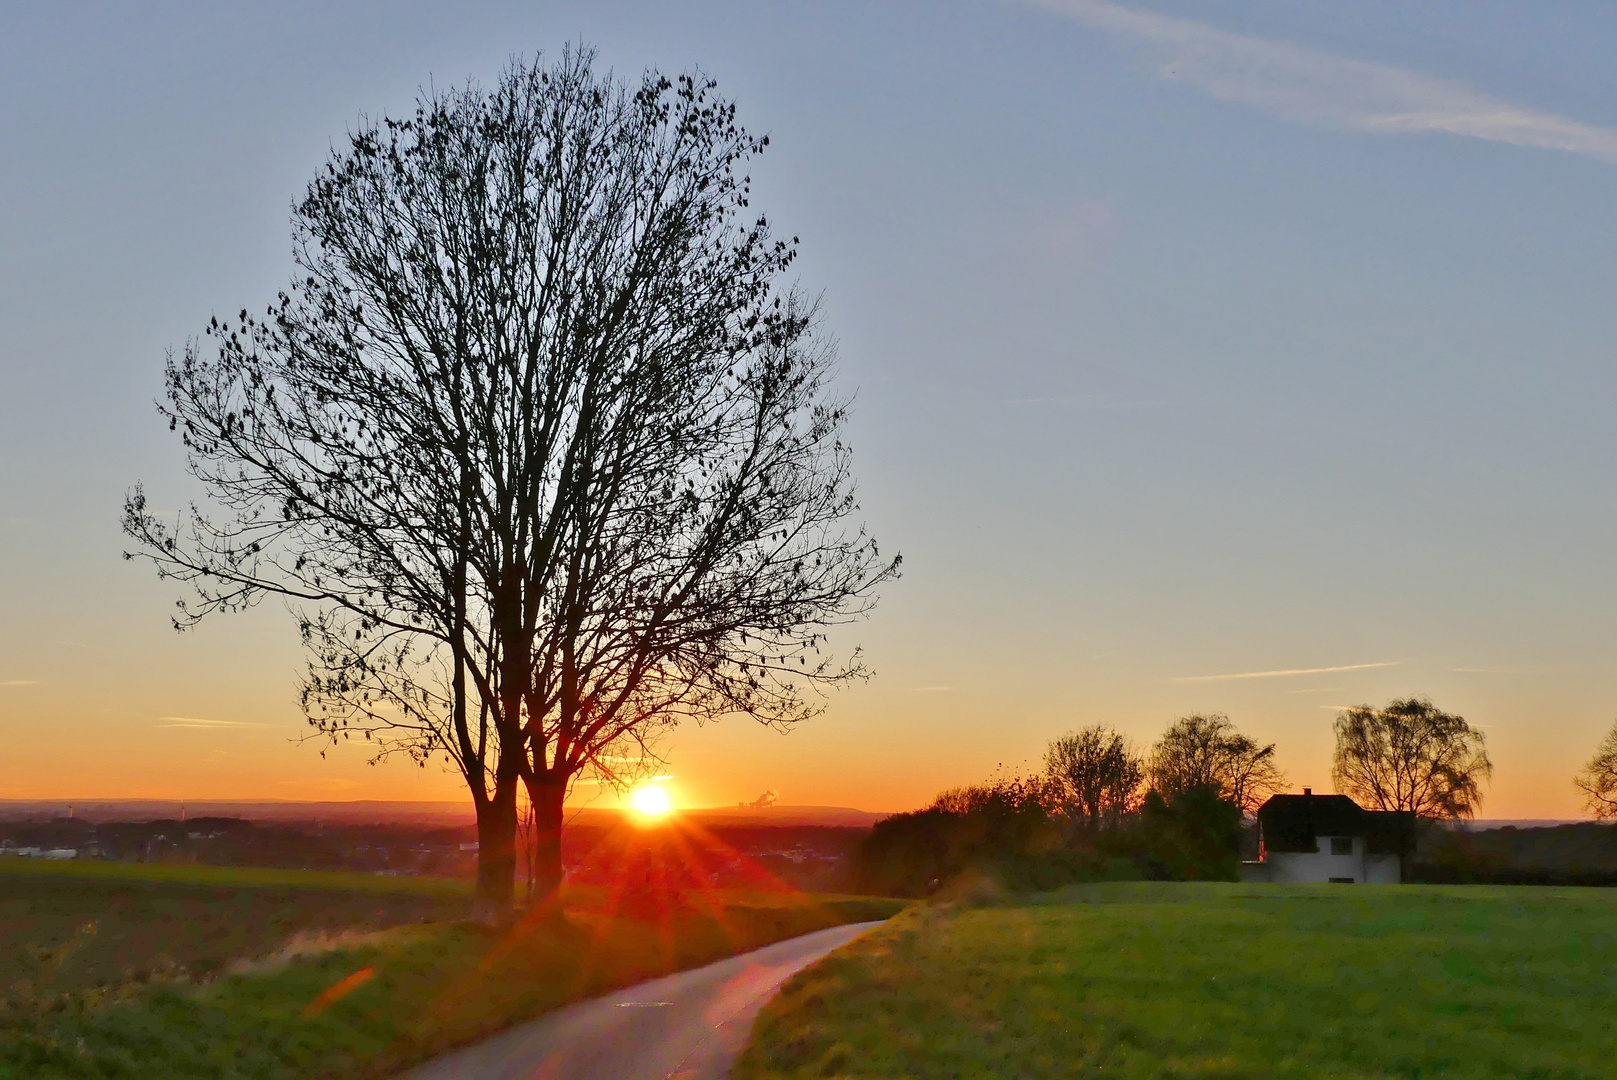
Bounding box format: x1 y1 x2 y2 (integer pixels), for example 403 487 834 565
1 852 903 1080
737 882 1617 1080
0 862 469 996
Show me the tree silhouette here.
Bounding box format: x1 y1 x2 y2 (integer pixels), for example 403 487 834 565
1147 713 1286 816
1574 720 1617 819
1044 726 1143 831
1331 697 1491 819
124 47 895 921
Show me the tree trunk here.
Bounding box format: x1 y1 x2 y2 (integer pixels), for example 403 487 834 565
471 772 520 926
525 775 568 907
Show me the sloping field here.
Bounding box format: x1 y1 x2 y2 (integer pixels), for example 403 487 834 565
0 859 902 1080
1 859 471 993
738 881 1617 1079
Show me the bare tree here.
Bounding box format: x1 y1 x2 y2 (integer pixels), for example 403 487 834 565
1331 698 1491 819
1043 726 1143 831
510 287 896 900
1574 720 1617 820
1148 713 1286 815
124 47 895 920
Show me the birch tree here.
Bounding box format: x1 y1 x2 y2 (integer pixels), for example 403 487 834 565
1331 698 1491 819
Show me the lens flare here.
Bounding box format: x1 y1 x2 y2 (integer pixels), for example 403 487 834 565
629 784 673 817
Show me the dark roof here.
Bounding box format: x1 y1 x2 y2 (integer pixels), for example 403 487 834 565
1257 793 1416 856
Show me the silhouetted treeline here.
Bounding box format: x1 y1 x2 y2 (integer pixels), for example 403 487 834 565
852 776 1244 897
0 817 481 875
1406 821 1617 886
852 713 1285 897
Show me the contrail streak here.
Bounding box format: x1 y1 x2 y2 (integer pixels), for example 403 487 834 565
1174 661 1401 682
1030 0 1617 166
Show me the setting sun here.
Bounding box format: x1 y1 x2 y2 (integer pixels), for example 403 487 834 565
628 784 673 818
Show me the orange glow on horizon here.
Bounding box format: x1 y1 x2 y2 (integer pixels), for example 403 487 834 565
2 653 1604 820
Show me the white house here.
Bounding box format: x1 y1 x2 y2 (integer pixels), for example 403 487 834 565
1241 790 1414 884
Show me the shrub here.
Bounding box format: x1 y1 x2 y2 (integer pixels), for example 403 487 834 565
853 776 1101 896
1133 784 1241 881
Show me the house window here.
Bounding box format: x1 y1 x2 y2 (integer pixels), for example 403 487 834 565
1330 837 1353 856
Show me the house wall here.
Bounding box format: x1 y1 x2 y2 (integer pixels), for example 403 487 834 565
1267 836 1367 883
1364 853 1401 884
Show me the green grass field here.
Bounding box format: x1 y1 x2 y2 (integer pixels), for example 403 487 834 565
1 859 473 994
0 859 903 1080
737 881 1617 1080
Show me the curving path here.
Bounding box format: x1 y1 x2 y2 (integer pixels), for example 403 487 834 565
396 921 882 1080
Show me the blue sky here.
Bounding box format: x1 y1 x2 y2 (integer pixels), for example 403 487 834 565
3 1 1616 814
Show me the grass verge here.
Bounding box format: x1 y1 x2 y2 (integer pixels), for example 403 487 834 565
0 859 903 1080
736 881 1617 1079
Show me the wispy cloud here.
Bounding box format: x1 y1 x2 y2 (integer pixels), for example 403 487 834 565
157 716 264 730
1031 0 1617 166
1174 661 1400 683
0 680 39 687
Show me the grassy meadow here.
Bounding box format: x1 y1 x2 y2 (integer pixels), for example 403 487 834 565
0 859 472 994
737 881 1617 1080
0 858 902 1080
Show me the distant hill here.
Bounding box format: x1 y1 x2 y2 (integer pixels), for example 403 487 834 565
0 799 889 829
1410 820 1617 886
1468 821 1617 874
